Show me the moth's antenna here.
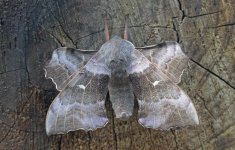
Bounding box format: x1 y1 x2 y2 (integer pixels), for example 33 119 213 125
105 18 110 41
124 15 129 40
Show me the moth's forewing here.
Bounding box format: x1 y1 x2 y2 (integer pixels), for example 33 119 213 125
45 48 110 135
128 49 199 130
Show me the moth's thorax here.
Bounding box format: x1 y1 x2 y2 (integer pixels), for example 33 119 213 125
101 36 135 77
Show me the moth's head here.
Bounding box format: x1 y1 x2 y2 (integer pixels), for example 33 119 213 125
100 36 135 77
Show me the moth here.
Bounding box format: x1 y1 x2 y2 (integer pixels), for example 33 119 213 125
44 18 199 136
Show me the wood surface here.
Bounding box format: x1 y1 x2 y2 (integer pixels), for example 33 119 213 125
0 0 235 149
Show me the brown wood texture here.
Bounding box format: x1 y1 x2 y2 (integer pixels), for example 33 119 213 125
0 0 235 149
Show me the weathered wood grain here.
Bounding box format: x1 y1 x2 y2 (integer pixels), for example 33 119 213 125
0 0 235 149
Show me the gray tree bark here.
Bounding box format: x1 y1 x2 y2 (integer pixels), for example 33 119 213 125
0 0 235 149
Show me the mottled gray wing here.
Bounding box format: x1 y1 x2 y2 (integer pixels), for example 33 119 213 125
128 49 199 130
136 41 189 84
46 50 110 135
44 47 96 91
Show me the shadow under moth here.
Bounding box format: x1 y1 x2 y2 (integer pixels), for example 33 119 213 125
44 18 199 136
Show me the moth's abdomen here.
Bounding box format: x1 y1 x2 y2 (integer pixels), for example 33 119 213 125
108 77 134 120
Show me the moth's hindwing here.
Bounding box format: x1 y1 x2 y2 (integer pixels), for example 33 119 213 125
138 41 189 84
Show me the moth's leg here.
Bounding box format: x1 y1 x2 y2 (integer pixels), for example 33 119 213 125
124 15 129 40
105 19 110 41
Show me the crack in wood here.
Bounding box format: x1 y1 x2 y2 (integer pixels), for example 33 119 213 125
87 131 92 150
190 58 235 90
186 10 223 18
196 94 216 120
56 19 77 47
58 135 62 150
47 6 76 47
171 129 179 150
75 29 104 43
177 0 185 22
0 68 26 75
207 123 235 144
208 22 235 28
36 25 64 47
111 110 118 150
0 122 15 143
172 20 180 43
